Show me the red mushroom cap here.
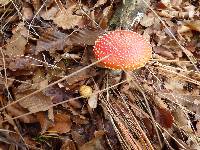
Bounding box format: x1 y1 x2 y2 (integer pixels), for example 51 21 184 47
93 30 152 70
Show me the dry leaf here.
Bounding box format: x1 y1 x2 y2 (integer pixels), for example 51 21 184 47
94 130 106 138
158 9 195 19
160 0 171 7
36 28 104 53
37 112 53 134
41 5 58 20
8 57 40 71
186 21 200 32
44 86 70 103
32 68 46 83
164 78 184 93
94 0 107 8
31 0 42 11
178 25 191 33
66 99 82 109
48 113 72 134
195 121 200 137
0 0 10 5
71 131 86 147
23 136 38 149
172 108 192 132
154 107 174 128
66 67 97 85
153 46 175 59
80 134 104 150
5 31 27 57
22 4 33 20
6 104 37 123
99 5 113 29
18 91 53 113
61 139 76 150
53 5 86 29
67 29 105 46
41 3 86 29
171 0 182 7
36 28 66 54
72 115 89 125
140 13 156 27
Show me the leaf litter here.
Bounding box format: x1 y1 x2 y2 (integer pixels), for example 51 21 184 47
0 0 200 149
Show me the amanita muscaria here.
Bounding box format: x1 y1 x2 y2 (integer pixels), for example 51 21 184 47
93 30 152 70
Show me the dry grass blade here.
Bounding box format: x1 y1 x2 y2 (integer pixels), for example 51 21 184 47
110 117 143 150
98 76 154 150
128 73 162 148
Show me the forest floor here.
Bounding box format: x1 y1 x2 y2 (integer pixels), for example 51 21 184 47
0 0 200 149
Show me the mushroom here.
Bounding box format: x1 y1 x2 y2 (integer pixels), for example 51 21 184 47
93 30 152 70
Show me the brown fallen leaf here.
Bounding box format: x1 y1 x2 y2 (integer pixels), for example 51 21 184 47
53 5 86 29
67 99 82 109
93 0 107 8
66 67 97 85
43 85 71 103
41 2 87 30
186 21 200 33
80 133 105 150
0 0 10 5
8 57 39 71
71 115 89 125
61 139 76 150
99 5 113 29
17 91 53 113
6 104 37 123
31 0 42 11
171 0 182 7
48 113 72 134
36 28 104 53
71 130 87 147
36 28 66 54
195 121 200 137
22 3 33 20
160 0 171 7
23 136 38 149
172 108 192 132
37 112 53 134
4 31 27 57
140 13 156 28
0 143 8 150
158 8 195 19
40 4 58 20
178 25 191 33
154 107 174 129
67 29 105 46
153 46 175 59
